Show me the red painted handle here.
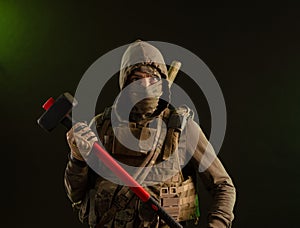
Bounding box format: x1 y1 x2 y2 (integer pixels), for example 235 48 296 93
93 142 150 202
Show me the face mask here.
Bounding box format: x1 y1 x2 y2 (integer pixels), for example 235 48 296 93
128 79 163 122
114 69 169 124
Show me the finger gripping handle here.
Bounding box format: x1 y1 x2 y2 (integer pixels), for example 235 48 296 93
147 196 183 228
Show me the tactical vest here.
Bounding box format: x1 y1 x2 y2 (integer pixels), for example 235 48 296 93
82 106 200 228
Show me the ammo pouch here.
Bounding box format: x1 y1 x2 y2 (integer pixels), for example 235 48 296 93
138 176 198 225
159 176 198 222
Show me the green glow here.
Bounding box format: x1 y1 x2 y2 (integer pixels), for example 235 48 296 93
0 2 53 88
0 2 24 62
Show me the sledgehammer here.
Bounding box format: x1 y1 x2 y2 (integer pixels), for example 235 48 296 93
37 92 183 228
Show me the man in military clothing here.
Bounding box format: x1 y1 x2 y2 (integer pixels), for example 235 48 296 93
64 40 236 227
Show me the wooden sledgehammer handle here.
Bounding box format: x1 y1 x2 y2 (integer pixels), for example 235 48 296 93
168 60 181 85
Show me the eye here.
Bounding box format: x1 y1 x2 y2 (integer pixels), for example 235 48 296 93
149 76 160 84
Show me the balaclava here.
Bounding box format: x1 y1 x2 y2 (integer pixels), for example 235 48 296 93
115 40 170 125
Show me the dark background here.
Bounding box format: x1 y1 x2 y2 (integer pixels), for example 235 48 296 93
2 2 299 227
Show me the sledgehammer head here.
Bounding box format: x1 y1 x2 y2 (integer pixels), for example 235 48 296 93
37 92 77 132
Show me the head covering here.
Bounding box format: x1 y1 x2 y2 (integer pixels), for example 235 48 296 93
119 40 169 90
115 39 171 124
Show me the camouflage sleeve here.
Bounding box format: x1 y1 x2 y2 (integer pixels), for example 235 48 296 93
185 119 236 228
64 154 89 204
64 112 105 205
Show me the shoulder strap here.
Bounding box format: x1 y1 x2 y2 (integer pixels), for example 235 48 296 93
163 105 193 160
89 106 112 143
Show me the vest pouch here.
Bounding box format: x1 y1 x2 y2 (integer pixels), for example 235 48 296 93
112 126 157 156
177 176 198 222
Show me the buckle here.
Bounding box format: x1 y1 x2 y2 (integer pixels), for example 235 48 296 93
170 187 177 195
160 187 169 196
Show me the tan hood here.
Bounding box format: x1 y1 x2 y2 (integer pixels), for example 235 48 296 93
119 40 169 90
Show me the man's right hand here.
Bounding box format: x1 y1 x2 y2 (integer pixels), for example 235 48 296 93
66 122 98 161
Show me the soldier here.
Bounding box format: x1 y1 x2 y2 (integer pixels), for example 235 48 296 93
64 40 236 227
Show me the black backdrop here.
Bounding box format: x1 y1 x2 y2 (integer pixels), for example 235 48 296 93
3 3 300 227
